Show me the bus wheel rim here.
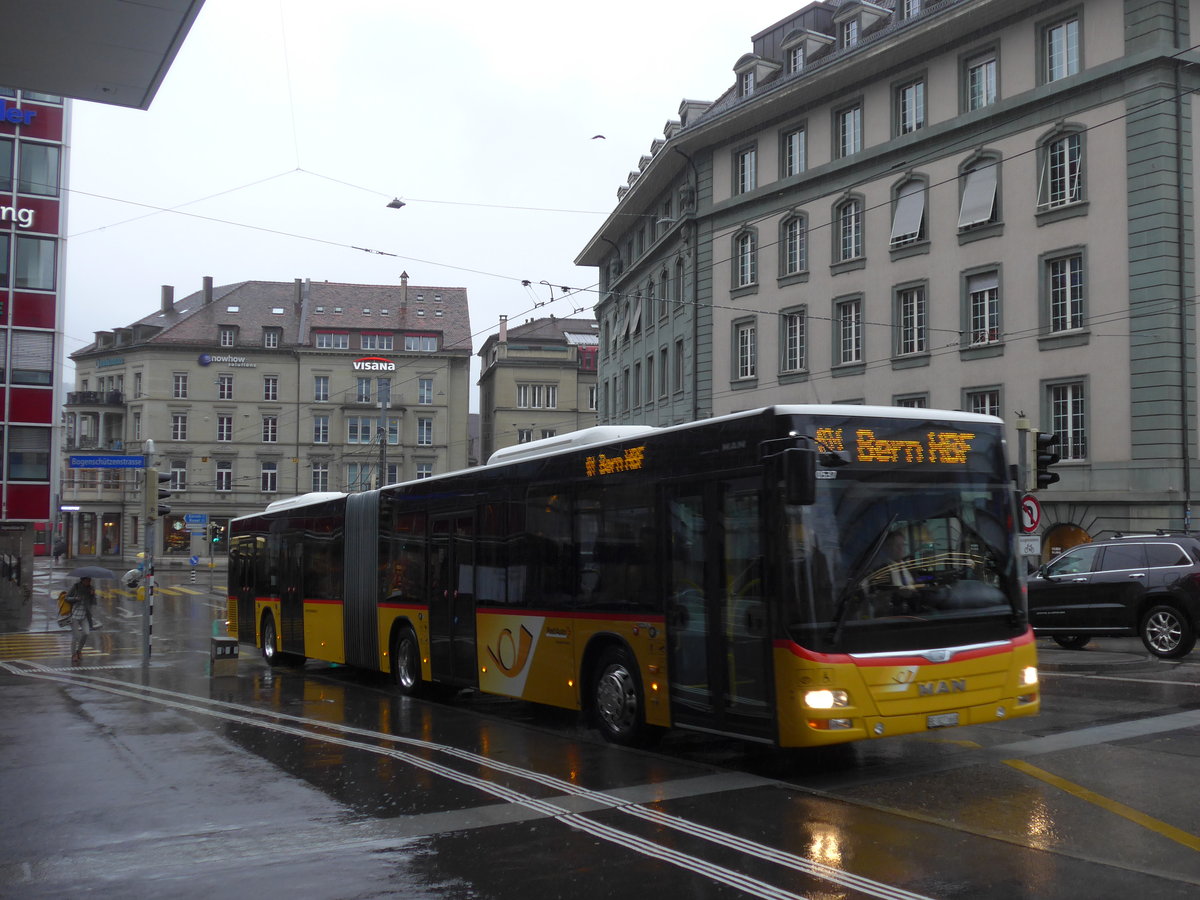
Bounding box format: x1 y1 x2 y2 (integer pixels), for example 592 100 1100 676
597 665 637 734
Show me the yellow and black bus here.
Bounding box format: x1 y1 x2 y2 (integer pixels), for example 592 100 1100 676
227 405 1039 747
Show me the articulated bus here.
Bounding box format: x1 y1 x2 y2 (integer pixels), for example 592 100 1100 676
227 405 1039 747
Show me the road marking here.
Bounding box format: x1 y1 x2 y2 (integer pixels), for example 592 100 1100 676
2 662 933 900
171 587 208 595
993 709 1200 756
1046 670 1200 689
1004 759 1200 852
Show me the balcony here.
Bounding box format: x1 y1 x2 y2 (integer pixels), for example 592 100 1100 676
66 391 126 407
65 437 125 451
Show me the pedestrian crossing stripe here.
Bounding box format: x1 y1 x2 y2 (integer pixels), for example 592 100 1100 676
0 633 107 662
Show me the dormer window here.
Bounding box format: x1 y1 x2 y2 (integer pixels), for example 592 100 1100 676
315 305 325 314
842 19 859 48
740 70 755 97
271 307 285 314
363 308 371 316
333 306 343 314
226 305 240 313
219 326 237 347
733 53 779 100
380 308 390 316
788 46 804 74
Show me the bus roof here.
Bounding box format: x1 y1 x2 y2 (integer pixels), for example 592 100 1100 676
486 425 659 466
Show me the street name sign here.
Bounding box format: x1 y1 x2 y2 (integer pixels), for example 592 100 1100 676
69 454 146 469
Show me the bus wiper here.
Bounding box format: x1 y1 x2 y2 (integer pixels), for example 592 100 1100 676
829 514 897 645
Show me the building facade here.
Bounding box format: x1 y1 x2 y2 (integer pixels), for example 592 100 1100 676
477 315 599 459
1 88 67 538
64 275 473 558
578 0 1200 549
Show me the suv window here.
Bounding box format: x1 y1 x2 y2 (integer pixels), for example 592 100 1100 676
1145 543 1190 567
1045 544 1102 576
1099 543 1146 571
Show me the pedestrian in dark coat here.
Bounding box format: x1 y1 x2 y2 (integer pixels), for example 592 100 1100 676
66 577 97 663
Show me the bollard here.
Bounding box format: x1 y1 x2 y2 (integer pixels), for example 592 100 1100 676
191 568 196 584
210 635 239 677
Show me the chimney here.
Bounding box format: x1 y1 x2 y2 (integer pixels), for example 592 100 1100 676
400 270 409 307
160 285 174 313
294 278 303 308
499 314 508 343
203 275 213 305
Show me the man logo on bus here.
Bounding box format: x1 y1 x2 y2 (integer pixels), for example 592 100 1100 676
488 624 534 677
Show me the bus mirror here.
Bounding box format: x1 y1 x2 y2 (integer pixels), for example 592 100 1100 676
783 447 817 506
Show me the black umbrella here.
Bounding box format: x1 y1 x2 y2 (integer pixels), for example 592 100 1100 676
67 566 118 580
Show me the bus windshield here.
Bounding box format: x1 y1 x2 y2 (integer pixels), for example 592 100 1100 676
779 418 1023 654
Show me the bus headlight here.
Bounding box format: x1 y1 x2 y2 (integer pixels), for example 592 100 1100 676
1020 666 1038 686
804 689 849 710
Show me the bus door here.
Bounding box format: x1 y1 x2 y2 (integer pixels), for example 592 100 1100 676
429 511 477 686
665 477 774 740
279 534 306 657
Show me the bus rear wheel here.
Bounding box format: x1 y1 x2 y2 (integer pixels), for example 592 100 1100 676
392 627 422 696
593 645 651 746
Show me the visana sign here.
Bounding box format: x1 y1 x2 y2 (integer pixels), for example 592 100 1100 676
353 357 396 371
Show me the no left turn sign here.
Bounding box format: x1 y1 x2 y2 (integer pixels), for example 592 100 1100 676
1020 494 1042 534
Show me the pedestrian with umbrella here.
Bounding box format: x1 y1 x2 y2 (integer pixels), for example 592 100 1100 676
63 566 115 663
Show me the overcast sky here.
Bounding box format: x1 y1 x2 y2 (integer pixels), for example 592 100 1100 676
63 0 808 395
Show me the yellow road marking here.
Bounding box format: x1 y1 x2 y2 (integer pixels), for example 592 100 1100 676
171 587 207 595
1005 758 1200 852
0 633 107 661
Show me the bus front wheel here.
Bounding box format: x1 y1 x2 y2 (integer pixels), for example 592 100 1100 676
261 614 283 667
392 628 422 696
593 645 651 746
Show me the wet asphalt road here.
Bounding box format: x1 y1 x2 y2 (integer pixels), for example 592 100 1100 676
1 562 1199 899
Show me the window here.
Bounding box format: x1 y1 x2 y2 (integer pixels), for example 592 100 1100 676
263 329 280 349
215 461 232 492
418 377 433 405
735 146 757 194
518 429 533 444
262 415 278 443
6 426 50 480
781 216 807 275
377 377 391 405
1037 131 1083 210
361 333 394 350
15 236 55 289
516 384 558 409
674 338 685 392
836 104 862 158
134 372 143 398
967 272 1001 346
895 395 928 408
346 463 373 492
836 298 862 365
966 389 1000 418
782 308 807 373
260 462 278 493
896 79 925 135
673 259 685 306
169 461 187 492
171 414 187 441
1050 381 1087 459
418 418 433 446
739 70 755 97
387 418 401 445
890 179 926 248
540 429 557 440
788 46 805 74
842 19 859 48
217 415 233 442
589 384 598 411
263 376 278 401
356 377 372 403
313 375 329 402
735 230 758 287
219 327 236 347
316 332 349 349
9 330 53 384
1043 16 1080 83
896 286 928 356
0 139 10 192
313 415 329 444
1047 253 1085 333
133 413 142 441
958 156 1000 229
781 126 806 178
965 50 997 110
901 0 922 17
346 416 374 443
311 462 329 493
217 374 233 400
735 321 757 380
836 198 863 262
417 463 433 479
404 335 438 352
18 143 60 196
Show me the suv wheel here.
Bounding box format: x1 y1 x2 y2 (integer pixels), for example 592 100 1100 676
1140 605 1196 659
1052 634 1091 650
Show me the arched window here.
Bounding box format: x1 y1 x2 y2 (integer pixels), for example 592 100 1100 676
734 229 758 287
780 215 807 275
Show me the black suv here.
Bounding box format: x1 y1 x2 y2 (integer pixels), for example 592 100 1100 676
1026 533 1200 658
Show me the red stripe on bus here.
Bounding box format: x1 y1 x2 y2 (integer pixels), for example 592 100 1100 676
477 607 666 624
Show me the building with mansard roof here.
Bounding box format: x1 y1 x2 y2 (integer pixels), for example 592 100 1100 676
477 314 599 459
577 0 1200 553
63 274 473 559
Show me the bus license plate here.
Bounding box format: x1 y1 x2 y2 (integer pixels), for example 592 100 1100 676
927 712 959 729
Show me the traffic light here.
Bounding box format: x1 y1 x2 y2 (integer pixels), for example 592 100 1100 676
143 467 172 520
208 523 224 544
1032 431 1061 491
